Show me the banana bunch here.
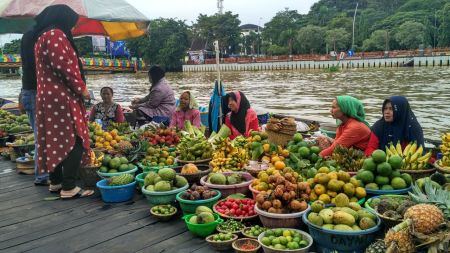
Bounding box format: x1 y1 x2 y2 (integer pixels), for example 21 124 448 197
331 145 365 172
386 141 432 170
209 137 249 172
89 150 104 167
436 132 450 168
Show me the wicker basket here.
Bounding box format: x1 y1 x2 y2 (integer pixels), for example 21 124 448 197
16 157 34 175
176 157 212 165
232 238 261 253
265 129 294 147
79 165 101 188
400 167 436 181
205 234 238 251
173 164 211 185
434 161 450 174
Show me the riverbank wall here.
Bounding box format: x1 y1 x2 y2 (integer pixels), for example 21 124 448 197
182 55 450 72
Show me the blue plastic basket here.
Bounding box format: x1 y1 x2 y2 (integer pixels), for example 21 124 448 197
96 179 136 203
257 113 269 125
302 208 381 253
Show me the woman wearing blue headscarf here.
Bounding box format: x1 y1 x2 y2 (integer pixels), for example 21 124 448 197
365 96 424 156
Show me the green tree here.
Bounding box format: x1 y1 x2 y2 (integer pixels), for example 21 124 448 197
241 31 259 55
125 18 190 71
297 25 326 54
437 3 450 47
193 11 241 54
74 37 93 56
328 14 353 35
2 39 21 54
362 30 390 51
262 8 303 48
266 44 289 56
326 28 351 52
394 21 427 49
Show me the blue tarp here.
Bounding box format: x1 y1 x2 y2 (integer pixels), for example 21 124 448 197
208 80 226 133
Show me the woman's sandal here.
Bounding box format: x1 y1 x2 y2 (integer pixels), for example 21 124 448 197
60 188 94 200
49 184 62 193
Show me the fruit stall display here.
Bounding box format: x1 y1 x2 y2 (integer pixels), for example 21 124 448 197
209 137 249 172
98 155 136 174
331 145 366 172
177 126 213 162
307 169 367 204
141 127 180 147
436 132 450 172
0 110 31 134
356 149 413 192
140 146 177 168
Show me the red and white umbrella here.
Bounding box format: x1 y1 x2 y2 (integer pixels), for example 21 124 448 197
0 0 150 40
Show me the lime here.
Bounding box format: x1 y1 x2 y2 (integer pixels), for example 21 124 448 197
271 238 280 245
274 229 283 237
261 237 271 246
282 230 291 237
279 236 288 245
274 244 285 250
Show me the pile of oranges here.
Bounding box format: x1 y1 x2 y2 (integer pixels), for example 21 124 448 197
260 143 289 171
90 123 123 151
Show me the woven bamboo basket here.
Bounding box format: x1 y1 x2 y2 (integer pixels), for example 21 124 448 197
265 129 294 147
434 161 450 174
16 157 34 175
400 167 436 181
79 165 101 188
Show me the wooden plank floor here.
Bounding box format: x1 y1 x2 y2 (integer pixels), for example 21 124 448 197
0 158 227 253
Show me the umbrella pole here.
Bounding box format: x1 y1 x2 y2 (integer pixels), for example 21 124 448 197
214 40 222 126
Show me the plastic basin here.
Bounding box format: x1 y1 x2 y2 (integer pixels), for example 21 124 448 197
302 208 381 253
135 172 148 190
365 186 412 196
319 128 336 138
141 183 189 206
200 172 254 198
137 163 178 173
255 205 309 229
96 166 138 178
183 213 223 237
258 228 313 253
249 184 260 200
176 189 222 215
96 179 136 203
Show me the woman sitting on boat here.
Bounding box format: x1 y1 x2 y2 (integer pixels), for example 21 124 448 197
130 65 176 125
318 95 371 157
170 91 201 130
89 87 125 126
224 91 260 140
365 96 424 156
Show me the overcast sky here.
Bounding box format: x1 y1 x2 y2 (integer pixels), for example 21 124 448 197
129 0 319 25
0 0 319 45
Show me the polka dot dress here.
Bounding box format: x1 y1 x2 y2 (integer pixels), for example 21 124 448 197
34 29 91 174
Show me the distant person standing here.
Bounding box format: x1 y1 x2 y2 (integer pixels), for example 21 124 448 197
34 5 93 198
19 29 49 186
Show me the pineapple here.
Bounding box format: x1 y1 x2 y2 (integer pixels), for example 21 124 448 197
365 240 386 253
403 204 444 234
409 178 450 220
384 220 415 253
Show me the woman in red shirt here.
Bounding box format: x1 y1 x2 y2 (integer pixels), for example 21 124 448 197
224 91 260 140
318 96 371 157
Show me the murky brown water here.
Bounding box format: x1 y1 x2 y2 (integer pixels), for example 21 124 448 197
2 67 450 140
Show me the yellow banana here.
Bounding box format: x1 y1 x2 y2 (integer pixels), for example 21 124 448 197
408 142 417 156
418 151 432 163
389 144 398 156
386 146 393 157
395 142 403 156
409 152 419 163
411 162 418 170
410 146 423 161
403 142 412 157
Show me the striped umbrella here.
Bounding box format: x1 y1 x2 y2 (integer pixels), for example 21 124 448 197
0 0 149 40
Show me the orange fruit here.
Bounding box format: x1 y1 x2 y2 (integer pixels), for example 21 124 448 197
262 156 271 163
281 149 289 158
274 161 286 170
271 156 281 163
263 143 270 153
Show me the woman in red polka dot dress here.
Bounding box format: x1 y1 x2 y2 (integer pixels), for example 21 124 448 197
34 5 93 199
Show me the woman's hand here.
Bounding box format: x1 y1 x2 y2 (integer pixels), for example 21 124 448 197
82 89 91 100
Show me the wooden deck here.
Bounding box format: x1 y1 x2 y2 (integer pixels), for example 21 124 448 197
0 158 226 253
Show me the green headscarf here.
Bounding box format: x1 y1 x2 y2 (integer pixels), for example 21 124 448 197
177 91 198 111
335 95 369 127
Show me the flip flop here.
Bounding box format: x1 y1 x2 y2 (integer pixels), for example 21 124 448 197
61 188 94 200
49 184 62 193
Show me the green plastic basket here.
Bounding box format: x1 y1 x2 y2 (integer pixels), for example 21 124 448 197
96 166 138 178
141 183 189 206
176 190 222 215
183 213 223 237
135 172 148 190
137 162 178 173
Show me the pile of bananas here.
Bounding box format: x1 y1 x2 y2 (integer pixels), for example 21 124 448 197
331 145 365 172
89 150 104 167
386 141 432 170
265 117 297 135
436 133 450 168
209 137 249 172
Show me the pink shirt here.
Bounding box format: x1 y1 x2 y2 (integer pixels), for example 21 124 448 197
170 109 201 130
225 108 260 140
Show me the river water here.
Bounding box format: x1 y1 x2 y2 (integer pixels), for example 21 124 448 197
1 67 449 140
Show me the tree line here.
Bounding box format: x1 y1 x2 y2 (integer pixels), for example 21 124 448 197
3 0 450 70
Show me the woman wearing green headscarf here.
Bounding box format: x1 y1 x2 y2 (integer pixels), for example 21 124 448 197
318 96 371 157
170 91 201 130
